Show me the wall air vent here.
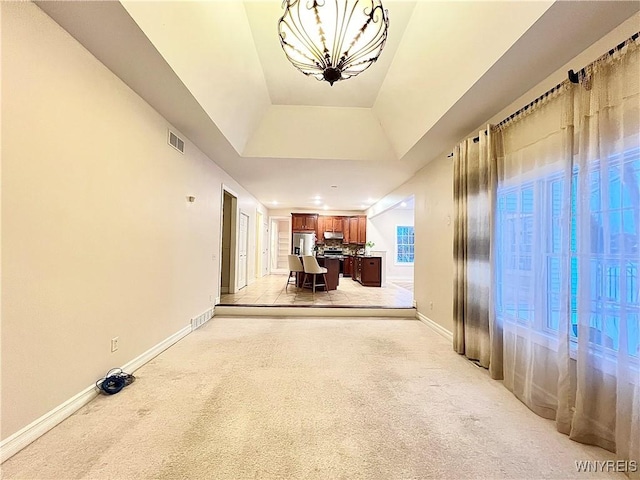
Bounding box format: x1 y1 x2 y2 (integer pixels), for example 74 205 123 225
168 129 185 154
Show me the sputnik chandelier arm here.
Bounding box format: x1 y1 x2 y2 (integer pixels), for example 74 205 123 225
278 0 389 86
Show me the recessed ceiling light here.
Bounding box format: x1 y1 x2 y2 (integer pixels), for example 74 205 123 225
272 201 279 205
331 185 338 189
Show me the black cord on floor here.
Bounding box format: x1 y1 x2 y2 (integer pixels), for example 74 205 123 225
96 368 135 395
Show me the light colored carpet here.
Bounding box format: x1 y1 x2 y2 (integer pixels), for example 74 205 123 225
1 317 623 480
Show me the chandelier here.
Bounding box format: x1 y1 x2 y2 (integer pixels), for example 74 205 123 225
278 0 389 86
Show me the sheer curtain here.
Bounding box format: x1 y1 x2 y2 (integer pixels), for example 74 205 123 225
570 39 639 471
492 38 639 475
494 87 574 420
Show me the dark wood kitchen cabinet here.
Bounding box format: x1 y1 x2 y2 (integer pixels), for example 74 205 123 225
349 217 359 244
357 216 367 244
291 213 317 232
316 216 326 242
330 217 343 232
353 256 381 287
294 213 365 243
317 216 345 242
346 215 367 244
353 255 362 283
318 216 343 233
343 255 353 277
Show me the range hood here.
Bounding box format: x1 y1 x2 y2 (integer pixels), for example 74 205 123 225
324 232 344 240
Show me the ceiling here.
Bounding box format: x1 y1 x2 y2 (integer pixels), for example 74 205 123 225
36 1 640 212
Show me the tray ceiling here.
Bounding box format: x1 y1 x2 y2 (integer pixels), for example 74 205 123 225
35 1 640 210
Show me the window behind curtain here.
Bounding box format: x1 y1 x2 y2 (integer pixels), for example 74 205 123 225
396 226 414 264
495 147 640 358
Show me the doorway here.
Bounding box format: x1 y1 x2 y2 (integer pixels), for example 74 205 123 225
255 212 269 278
255 212 262 280
238 211 249 289
220 188 238 294
262 219 269 276
270 217 291 274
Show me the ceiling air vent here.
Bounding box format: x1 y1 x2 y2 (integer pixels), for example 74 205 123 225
168 130 185 154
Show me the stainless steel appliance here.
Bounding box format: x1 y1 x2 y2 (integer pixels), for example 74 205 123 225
323 248 345 274
292 232 315 256
323 248 344 259
324 232 344 240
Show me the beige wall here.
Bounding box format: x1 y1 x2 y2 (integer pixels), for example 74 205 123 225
368 207 415 282
374 158 454 332
1 2 266 440
370 12 640 335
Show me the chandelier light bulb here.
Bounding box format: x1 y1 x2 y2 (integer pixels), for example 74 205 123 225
278 0 389 86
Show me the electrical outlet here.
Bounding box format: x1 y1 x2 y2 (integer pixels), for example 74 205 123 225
111 337 119 352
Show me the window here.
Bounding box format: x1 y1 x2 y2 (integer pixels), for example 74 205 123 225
396 225 414 264
495 148 639 358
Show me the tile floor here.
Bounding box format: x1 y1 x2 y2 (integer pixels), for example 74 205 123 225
220 274 414 307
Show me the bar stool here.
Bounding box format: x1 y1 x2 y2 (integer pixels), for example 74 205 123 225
302 256 330 295
286 255 304 291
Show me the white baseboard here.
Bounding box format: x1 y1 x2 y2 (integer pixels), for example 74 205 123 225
0 324 191 464
0 384 98 464
123 324 191 373
416 312 453 343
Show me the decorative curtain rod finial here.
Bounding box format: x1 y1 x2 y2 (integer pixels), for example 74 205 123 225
568 69 580 84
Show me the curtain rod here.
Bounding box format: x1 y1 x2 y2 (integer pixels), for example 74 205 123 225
447 31 639 159
568 31 639 83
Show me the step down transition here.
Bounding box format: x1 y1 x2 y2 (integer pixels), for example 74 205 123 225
214 304 417 319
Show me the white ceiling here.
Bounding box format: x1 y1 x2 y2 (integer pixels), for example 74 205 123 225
35 1 640 211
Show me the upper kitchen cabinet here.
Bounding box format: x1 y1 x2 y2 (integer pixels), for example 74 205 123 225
315 216 325 242
291 213 318 232
349 217 359 244
325 216 343 233
317 216 344 242
348 215 367 244
357 215 367 244
342 217 350 244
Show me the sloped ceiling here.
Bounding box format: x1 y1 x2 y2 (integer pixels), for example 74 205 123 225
36 1 640 211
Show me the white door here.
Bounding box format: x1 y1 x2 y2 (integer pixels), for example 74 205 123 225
238 212 249 289
262 221 269 276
